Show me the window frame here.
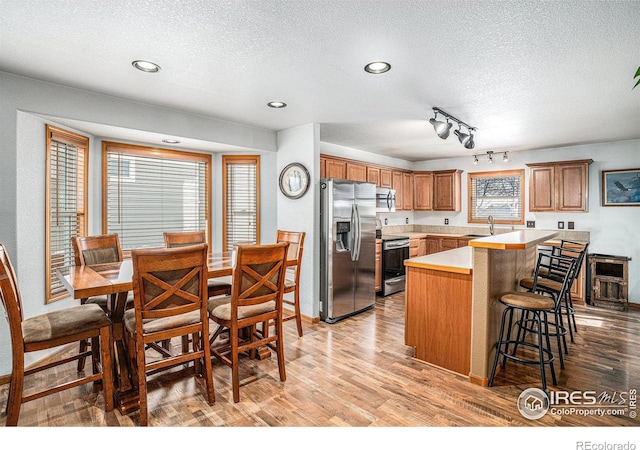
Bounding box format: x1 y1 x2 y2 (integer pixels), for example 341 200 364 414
467 169 525 225
222 155 260 251
45 125 88 303
101 141 212 249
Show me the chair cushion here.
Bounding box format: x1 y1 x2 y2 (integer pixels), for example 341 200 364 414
208 276 231 289
210 300 276 321
284 279 296 290
207 296 231 314
22 304 110 344
123 309 202 335
499 291 555 310
519 277 563 294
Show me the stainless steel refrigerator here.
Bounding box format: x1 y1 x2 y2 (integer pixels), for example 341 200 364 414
320 178 376 323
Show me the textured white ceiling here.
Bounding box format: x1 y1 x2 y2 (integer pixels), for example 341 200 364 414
1 1 639 161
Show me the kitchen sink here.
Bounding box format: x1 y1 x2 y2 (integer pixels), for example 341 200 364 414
461 234 490 238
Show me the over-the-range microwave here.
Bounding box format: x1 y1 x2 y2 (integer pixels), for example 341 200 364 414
376 188 396 213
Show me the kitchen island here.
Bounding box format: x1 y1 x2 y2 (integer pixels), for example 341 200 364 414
404 229 557 383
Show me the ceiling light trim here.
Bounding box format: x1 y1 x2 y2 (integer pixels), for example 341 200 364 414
132 60 161 73
364 61 391 74
267 101 287 108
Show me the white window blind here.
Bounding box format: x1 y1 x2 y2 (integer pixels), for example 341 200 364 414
46 125 87 302
223 156 260 251
104 144 210 250
469 170 524 224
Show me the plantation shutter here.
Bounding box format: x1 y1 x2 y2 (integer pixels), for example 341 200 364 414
105 144 210 250
223 156 259 251
469 170 524 224
47 125 87 302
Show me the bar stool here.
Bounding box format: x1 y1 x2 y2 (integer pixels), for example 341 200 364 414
489 252 576 392
519 240 588 344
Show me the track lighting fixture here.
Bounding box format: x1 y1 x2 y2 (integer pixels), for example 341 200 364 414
472 151 509 164
429 107 476 148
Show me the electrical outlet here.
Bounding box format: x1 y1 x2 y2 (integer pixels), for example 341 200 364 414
384 218 388 225
444 218 449 225
558 221 565 229
526 220 535 228
568 221 575 230
405 217 409 224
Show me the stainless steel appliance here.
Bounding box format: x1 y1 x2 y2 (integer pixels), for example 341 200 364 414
320 178 377 323
381 235 410 296
376 187 396 213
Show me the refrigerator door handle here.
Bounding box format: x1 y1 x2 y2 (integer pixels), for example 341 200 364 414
353 203 361 261
350 204 357 261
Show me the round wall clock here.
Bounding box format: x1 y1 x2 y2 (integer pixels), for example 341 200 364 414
279 162 310 199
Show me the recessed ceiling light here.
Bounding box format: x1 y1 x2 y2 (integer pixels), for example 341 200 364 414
162 138 180 144
132 60 161 73
364 61 391 74
267 101 287 108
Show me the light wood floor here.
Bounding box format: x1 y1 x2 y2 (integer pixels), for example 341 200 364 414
1 292 639 430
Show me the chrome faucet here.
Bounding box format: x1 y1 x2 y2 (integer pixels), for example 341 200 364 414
488 215 495 235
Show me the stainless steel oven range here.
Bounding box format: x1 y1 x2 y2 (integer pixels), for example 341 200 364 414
380 235 410 296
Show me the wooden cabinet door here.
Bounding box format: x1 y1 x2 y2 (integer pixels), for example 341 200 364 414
346 162 367 182
367 167 380 186
439 238 458 251
413 172 433 210
392 171 404 210
425 238 439 254
320 157 326 179
529 166 555 211
433 170 461 211
403 172 413 210
557 163 589 211
325 158 347 179
379 169 392 188
375 241 382 292
409 238 420 258
418 238 427 256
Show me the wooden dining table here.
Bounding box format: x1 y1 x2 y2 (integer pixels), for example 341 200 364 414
58 251 236 414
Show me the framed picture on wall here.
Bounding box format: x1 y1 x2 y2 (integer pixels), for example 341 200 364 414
602 168 640 206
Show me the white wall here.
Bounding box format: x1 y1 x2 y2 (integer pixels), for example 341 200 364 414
413 140 640 304
277 124 320 319
0 72 279 376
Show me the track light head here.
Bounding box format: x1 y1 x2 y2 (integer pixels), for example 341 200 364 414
430 116 452 139
487 151 494 163
503 152 509 162
430 107 475 145
455 127 475 149
473 155 479 165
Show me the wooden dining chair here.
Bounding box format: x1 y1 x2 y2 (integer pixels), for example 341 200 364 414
208 242 289 402
0 243 114 426
163 230 232 297
277 230 306 337
72 233 134 370
123 243 215 426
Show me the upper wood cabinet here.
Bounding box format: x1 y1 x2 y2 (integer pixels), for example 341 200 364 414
346 162 368 182
379 169 392 188
323 157 347 179
367 166 380 186
433 169 462 211
413 172 433 210
392 171 405 210
403 172 413 210
527 159 592 212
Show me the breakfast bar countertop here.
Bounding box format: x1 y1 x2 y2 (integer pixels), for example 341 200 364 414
468 229 557 250
404 246 473 275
